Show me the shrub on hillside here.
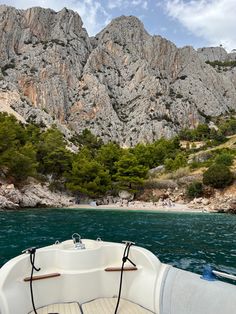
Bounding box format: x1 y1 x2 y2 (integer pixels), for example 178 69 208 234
144 179 178 190
164 153 187 171
161 167 190 180
218 117 236 136
186 181 203 199
203 164 233 188
214 152 234 166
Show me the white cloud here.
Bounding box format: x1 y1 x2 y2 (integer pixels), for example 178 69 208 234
0 0 111 36
142 1 148 9
72 0 110 35
131 0 142 5
108 0 148 10
107 0 123 10
165 0 236 51
160 26 167 32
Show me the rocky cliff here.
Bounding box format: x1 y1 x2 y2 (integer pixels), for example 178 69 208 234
0 181 75 209
1 5 236 146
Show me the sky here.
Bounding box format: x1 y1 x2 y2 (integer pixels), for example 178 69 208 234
0 0 236 52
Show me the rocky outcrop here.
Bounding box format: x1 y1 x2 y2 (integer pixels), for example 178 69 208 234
197 47 228 62
0 182 75 209
188 195 236 214
118 190 134 201
197 47 236 62
69 18 236 145
1 6 236 146
0 195 19 209
0 81 73 139
0 5 89 140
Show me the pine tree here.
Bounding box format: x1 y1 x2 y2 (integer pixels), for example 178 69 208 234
114 152 148 191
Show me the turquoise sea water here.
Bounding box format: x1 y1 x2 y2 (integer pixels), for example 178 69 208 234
0 208 236 277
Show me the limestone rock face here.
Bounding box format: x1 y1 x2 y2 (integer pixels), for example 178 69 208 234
20 183 74 208
1 6 236 146
0 195 19 209
0 182 75 209
69 18 236 145
0 5 91 127
197 47 228 62
197 47 236 62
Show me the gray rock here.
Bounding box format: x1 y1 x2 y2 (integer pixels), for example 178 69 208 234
148 165 165 176
0 181 75 208
197 47 228 62
20 183 74 207
1 186 22 204
0 195 19 209
177 174 202 185
1 6 236 146
118 190 134 201
188 151 213 164
202 198 210 206
197 46 236 62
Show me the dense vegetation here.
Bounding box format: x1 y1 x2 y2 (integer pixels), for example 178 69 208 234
206 60 236 68
186 181 203 199
0 113 181 197
179 123 226 145
203 164 233 188
0 112 235 199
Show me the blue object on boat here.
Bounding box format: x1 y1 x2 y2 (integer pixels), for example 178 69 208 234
201 265 216 281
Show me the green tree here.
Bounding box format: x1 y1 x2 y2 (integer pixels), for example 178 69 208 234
66 156 111 197
186 181 203 199
179 128 193 141
0 113 26 153
42 147 73 179
37 127 65 153
142 137 180 168
72 129 103 153
114 152 148 191
179 123 225 144
0 143 38 181
164 153 187 171
214 152 234 166
131 143 154 168
25 124 41 145
209 128 226 143
0 113 39 182
96 142 122 177
203 164 233 188
37 127 68 176
219 117 236 136
194 124 210 140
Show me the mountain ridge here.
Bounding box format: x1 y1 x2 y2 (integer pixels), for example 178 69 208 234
1 5 236 146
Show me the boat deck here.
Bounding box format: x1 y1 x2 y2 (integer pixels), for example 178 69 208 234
29 302 81 314
29 298 154 314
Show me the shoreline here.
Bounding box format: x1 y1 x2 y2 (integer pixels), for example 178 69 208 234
66 203 210 213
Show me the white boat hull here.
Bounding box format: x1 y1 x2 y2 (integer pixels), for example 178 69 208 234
0 239 235 314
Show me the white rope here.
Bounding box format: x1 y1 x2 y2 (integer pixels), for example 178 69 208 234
212 270 236 281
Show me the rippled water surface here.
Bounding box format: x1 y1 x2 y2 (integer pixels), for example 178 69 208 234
0 208 236 276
